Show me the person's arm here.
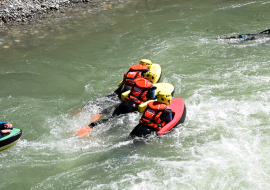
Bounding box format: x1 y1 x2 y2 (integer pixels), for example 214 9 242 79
4 123 13 128
150 89 156 99
160 109 173 123
141 70 149 78
165 112 173 123
0 129 12 138
146 86 157 99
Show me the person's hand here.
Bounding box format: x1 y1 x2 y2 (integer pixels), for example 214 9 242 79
4 123 13 128
1 129 12 133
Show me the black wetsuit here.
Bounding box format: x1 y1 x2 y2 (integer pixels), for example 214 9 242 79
111 84 133 100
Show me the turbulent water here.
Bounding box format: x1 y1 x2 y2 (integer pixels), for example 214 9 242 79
1 0 270 189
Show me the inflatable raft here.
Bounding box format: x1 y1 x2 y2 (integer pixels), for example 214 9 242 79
0 128 22 151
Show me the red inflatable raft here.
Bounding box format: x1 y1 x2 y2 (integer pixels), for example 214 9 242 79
157 98 186 136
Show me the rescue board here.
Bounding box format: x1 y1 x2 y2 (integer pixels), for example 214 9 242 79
0 128 22 151
157 98 186 135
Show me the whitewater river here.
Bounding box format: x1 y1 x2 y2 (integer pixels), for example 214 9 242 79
1 0 270 189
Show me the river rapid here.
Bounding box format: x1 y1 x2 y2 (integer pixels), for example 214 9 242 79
1 0 270 189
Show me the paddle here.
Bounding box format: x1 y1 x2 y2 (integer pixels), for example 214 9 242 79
222 29 270 39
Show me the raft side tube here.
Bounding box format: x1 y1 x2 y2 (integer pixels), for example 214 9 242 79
0 128 22 151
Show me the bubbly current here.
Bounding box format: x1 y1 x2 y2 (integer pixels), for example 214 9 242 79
1 0 270 189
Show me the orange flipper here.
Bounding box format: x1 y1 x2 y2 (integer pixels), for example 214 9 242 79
90 114 102 122
73 109 84 116
75 126 92 137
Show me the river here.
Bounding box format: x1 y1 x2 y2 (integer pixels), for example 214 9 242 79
1 0 270 189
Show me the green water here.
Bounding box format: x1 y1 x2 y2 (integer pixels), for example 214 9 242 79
1 0 270 189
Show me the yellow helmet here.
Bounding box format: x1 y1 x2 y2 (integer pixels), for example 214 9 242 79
144 70 157 83
157 91 172 105
140 59 152 69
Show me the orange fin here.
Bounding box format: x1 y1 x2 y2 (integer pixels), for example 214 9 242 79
73 109 84 116
75 126 92 137
90 114 102 122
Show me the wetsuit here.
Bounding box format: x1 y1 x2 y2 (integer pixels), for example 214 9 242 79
129 102 173 137
111 83 133 100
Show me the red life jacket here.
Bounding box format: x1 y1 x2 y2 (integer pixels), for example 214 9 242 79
122 64 148 86
139 101 169 131
126 78 153 104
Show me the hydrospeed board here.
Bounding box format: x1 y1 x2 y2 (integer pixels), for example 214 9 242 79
149 63 161 84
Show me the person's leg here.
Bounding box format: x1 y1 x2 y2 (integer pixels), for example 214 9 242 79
129 123 156 138
108 84 132 100
125 101 138 113
137 125 156 137
112 101 127 117
101 103 120 115
129 123 143 137
121 84 132 92
107 86 122 100
117 84 132 100
112 101 138 117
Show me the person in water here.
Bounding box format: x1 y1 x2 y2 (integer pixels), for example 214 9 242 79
112 70 158 117
129 91 173 138
222 29 270 40
0 121 13 137
109 59 153 100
